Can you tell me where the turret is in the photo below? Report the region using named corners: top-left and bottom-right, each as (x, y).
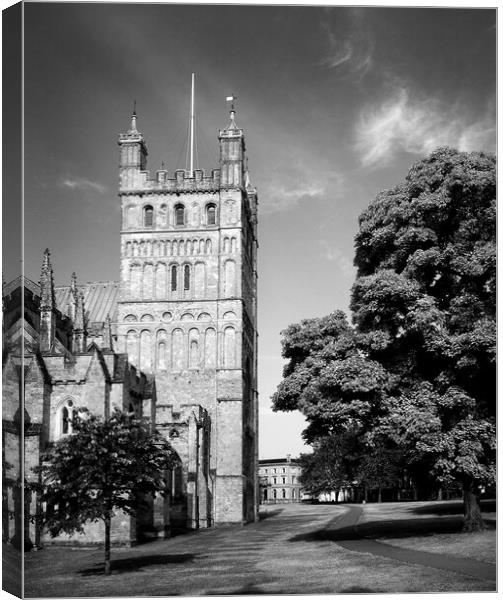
top-left (219, 105), bottom-right (245, 188)
top-left (118, 105), bottom-right (148, 189)
top-left (39, 249), bottom-right (55, 352)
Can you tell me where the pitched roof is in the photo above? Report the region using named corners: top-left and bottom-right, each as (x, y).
top-left (3, 277), bottom-right (120, 326)
top-left (55, 281), bottom-right (120, 324)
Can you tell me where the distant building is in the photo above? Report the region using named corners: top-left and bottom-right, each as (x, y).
top-left (258, 455), bottom-right (304, 503)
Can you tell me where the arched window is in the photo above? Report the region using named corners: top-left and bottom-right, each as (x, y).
top-left (171, 265), bottom-right (178, 291)
top-left (184, 265), bottom-right (190, 291)
top-left (206, 204), bottom-right (216, 226)
top-left (175, 204), bottom-right (185, 226)
top-left (61, 406), bottom-right (70, 435)
top-left (143, 205), bottom-right (154, 227)
top-left (58, 399), bottom-right (77, 438)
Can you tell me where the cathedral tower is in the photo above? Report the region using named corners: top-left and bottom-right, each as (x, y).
top-left (116, 104), bottom-right (258, 526)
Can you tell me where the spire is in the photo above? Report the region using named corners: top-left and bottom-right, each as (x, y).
top-left (225, 95), bottom-right (239, 131)
top-left (40, 248), bottom-right (55, 310)
top-left (73, 291), bottom-right (87, 353)
top-left (39, 249), bottom-right (56, 352)
top-left (105, 313), bottom-right (114, 351)
top-left (129, 100), bottom-right (138, 134)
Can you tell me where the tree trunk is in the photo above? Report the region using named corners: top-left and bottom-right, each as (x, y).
top-left (377, 487), bottom-right (382, 503)
top-left (462, 481), bottom-right (485, 532)
top-left (104, 515), bottom-right (111, 575)
top-left (364, 487), bottom-right (368, 503)
top-left (437, 488), bottom-right (443, 501)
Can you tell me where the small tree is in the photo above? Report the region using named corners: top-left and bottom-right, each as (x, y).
top-left (299, 432), bottom-right (362, 501)
top-left (37, 409), bottom-right (178, 575)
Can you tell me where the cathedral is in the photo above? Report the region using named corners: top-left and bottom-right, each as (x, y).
top-left (3, 103), bottom-right (259, 547)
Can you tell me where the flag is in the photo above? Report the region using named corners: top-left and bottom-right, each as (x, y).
top-left (226, 95), bottom-right (236, 102)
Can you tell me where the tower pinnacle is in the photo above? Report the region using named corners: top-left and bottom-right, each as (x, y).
top-left (129, 102), bottom-right (138, 134)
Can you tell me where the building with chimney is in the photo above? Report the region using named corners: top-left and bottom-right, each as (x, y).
top-left (2, 102), bottom-right (259, 547)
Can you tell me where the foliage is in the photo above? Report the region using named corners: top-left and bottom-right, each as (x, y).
top-left (273, 148), bottom-right (495, 530)
top-left (298, 431), bottom-right (362, 497)
top-left (37, 409), bottom-right (178, 573)
top-left (272, 311), bottom-right (390, 443)
top-left (353, 149), bottom-right (495, 529)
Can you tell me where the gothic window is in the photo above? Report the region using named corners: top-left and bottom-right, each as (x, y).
top-left (143, 205), bottom-right (154, 227)
top-left (184, 265), bottom-right (190, 291)
top-left (171, 265), bottom-right (178, 291)
top-left (126, 329), bottom-right (138, 366)
top-left (58, 399), bottom-right (77, 438)
top-left (206, 204), bottom-right (216, 226)
top-left (175, 204), bottom-right (185, 226)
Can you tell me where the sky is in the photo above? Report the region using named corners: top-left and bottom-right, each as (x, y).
top-left (5, 2), bottom-right (496, 459)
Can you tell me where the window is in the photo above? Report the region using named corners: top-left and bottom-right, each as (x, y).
top-left (282, 489), bottom-right (286, 499)
top-left (273, 489), bottom-right (277, 499)
top-left (143, 205), bottom-right (154, 227)
top-left (171, 266), bottom-right (178, 291)
top-left (273, 477), bottom-right (277, 484)
top-left (58, 399), bottom-right (77, 438)
top-left (184, 265), bottom-right (190, 290)
top-left (206, 204), bottom-right (216, 226)
top-left (282, 477), bottom-right (286, 484)
top-left (292, 489), bottom-right (296, 499)
top-left (175, 204), bottom-right (185, 226)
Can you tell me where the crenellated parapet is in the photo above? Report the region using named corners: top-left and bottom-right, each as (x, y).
top-left (120, 167), bottom-right (221, 194)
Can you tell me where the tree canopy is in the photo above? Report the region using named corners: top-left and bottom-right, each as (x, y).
top-left (273, 148), bottom-right (495, 530)
top-left (37, 409), bottom-right (178, 574)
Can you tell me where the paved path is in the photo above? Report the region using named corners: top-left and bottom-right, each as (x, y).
top-left (331, 505), bottom-right (496, 583)
top-left (22, 502), bottom-right (496, 597)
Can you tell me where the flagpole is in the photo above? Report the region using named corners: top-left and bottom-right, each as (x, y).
top-left (190, 73), bottom-right (195, 175)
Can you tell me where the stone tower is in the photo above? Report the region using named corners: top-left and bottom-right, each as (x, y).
top-left (116, 105), bottom-right (258, 526)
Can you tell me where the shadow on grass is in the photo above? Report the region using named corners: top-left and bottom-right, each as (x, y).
top-left (258, 509), bottom-right (283, 521)
top-left (289, 517), bottom-right (466, 543)
top-left (413, 499), bottom-right (496, 517)
top-left (339, 586), bottom-right (386, 593)
top-left (77, 553), bottom-right (195, 576)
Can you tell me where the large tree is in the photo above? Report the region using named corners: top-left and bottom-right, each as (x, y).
top-left (37, 409), bottom-right (178, 574)
top-left (273, 148), bottom-right (495, 531)
top-left (352, 148), bottom-right (495, 530)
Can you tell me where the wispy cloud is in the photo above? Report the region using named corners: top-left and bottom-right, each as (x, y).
top-left (355, 88), bottom-right (496, 168)
top-left (320, 10), bottom-right (374, 80)
top-left (319, 240), bottom-right (355, 278)
top-left (59, 177), bottom-right (107, 193)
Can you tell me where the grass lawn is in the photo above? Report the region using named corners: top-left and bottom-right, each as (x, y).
top-left (20, 502), bottom-right (496, 597)
top-left (379, 529), bottom-right (496, 564)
